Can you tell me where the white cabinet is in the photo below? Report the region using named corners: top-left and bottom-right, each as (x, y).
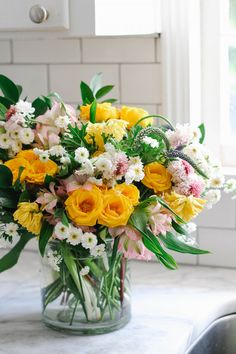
top-left (0, 0), bottom-right (161, 37)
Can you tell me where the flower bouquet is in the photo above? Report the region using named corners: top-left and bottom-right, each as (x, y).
top-left (0, 73), bottom-right (235, 334)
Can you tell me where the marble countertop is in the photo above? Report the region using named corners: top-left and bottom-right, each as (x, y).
top-left (1, 251), bottom-right (236, 354)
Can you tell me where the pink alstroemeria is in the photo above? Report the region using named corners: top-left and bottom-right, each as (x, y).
top-left (62, 175), bottom-right (93, 194)
top-left (148, 202), bottom-right (172, 236)
top-left (109, 226), bottom-right (153, 261)
top-left (36, 182), bottom-right (58, 214)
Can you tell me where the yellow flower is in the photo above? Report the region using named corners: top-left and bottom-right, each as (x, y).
top-left (65, 185), bottom-right (103, 226)
top-left (80, 102), bottom-right (119, 122)
top-left (13, 202), bottom-right (43, 235)
top-left (114, 183), bottom-right (140, 206)
top-left (103, 119), bottom-right (128, 141)
top-left (164, 192), bottom-right (206, 222)
top-left (5, 150), bottom-right (58, 185)
top-left (119, 106), bottom-right (153, 129)
top-left (142, 162), bottom-right (172, 193)
top-left (85, 122), bottom-right (106, 151)
top-left (98, 189), bottom-right (134, 227)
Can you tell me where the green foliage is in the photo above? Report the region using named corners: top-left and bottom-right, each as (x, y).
top-left (42, 277), bottom-right (64, 310)
top-left (0, 189), bottom-right (17, 209)
top-left (95, 85), bottom-right (114, 100)
top-left (198, 123), bottom-right (205, 144)
top-left (80, 81), bottom-right (94, 105)
top-left (16, 85), bottom-right (23, 97)
top-left (0, 165), bottom-right (13, 188)
top-left (90, 72), bottom-right (102, 94)
top-left (0, 96), bottom-right (13, 109)
top-left (0, 102), bottom-right (7, 119)
top-left (155, 196), bottom-right (186, 224)
top-left (0, 231), bottom-right (35, 272)
top-left (171, 220), bottom-right (188, 235)
top-left (0, 75), bottom-right (20, 103)
top-left (39, 220), bottom-right (54, 257)
top-left (32, 97), bottom-right (48, 117)
top-left (90, 99), bottom-right (97, 123)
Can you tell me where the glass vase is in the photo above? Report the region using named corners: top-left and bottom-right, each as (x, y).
top-left (40, 240), bottom-right (131, 335)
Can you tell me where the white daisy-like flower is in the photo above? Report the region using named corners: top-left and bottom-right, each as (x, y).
top-left (224, 178), bottom-right (236, 194)
top-left (74, 147), bottom-right (89, 163)
top-left (142, 136), bottom-right (159, 148)
top-left (60, 156), bottom-right (71, 165)
top-left (54, 115), bottom-right (71, 129)
top-left (80, 266), bottom-right (90, 276)
top-left (46, 250), bottom-right (62, 272)
top-left (10, 128), bottom-right (20, 140)
top-left (49, 145), bottom-right (66, 157)
top-left (210, 174), bottom-right (225, 188)
top-left (129, 156), bottom-right (143, 167)
top-left (0, 134), bottom-right (11, 149)
top-left (19, 128), bottom-right (34, 145)
top-left (125, 169), bottom-right (135, 185)
top-left (75, 159), bottom-right (94, 176)
top-left (3, 223), bottom-right (19, 237)
top-left (90, 244), bottom-right (106, 257)
top-left (95, 157), bottom-right (113, 172)
top-left (81, 232), bottom-right (97, 250)
top-left (104, 142), bottom-right (116, 154)
top-left (67, 226), bottom-right (83, 246)
top-left (11, 140), bottom-right (22, 154)
top-left (15, 100), bottom-right (35, 117)
top-left (204, 189), bottom-right (221, 209)
top-left (39, 151), bottom-right (50, 162)
top-left (127, 164), bottom-right (144, 183)
top-left (54, 222), bottom-right (70, 240)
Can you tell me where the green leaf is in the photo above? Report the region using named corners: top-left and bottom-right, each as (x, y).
top-left (62, 211), bottom-right (69, 227)
top-left (32, 97), bottom-right (48, 117)
top-left (90, 72), bottom-right (102, 94)
top-left (80, 81), bottom-right (94, 105)
top-left (90, 99), bottom-right (97, 123)
top-left (171, 220), bottom-right (188, 236)
top-left (0, 96), bottom-right (13, 109)
top-left (16, 85), bottom-right (23, 97)
top-left (159, 232), bottom-right (210, 255)
top-left (129, 206), bottom-right (149, 232)
top-left (101, 98), bottom-right (117, 104)
top-left (39, 220), bottom-right (54, 257)
top-left (198, 123), bottom-right (205, 144)
top-left (156, 196), bottom-right (186, 224)
top-left (0, 231), bottom-right (35, 272)
top-left (42, 277), bottom-right (63, 310)
top-left (0, 189), bottom-right (17, 208)
top-left (0, 165), bottom-right (13, 188)
top-left (0, 102), bottom-right (7, 118)
top-left (0, 75), bottom-right (19, 103)
top-left (95, 85), bottom-right (114, 100)
top-left (18, 190), bottom-right (31, 203)
top-left (42, 95), bottom-right (52, 109)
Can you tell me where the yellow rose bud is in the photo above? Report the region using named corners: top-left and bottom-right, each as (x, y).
top-left (164, 192), bottom-right (206, 222)
top-left (114, 183), bottom-right (140, 206)
top-left (65, 185), bottom-right (103, 226)
top-left (13, 202), bottom-right (43, 235)
top-left (142, 162), bottom-right (172, 193)
top-left (98, 190), bottom-right (134, 228)
top-left (80, 102), bottom-right (119, 123)
top-left (119, 106), bottom-right (152, 129)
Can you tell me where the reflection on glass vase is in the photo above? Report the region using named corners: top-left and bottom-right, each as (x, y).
top-left (40, 240), bottom-right (131, 335)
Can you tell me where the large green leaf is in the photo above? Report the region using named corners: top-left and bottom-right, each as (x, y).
top-left (0, 231), bottom-right (35, 272)
top-left (129, 206), bottom-right (149, 232)
top-left (32, 97), bottom-right (48, 117)
top-left (0, 75), bottom-right (19, 103)
top-left (95, 85), bottom-right (114, 100)
top-left (0, 165), bottom-right (13, 188)
top-left (159, 232), bottom-right (209, 255)
top-left (198, 123), bottom-right (205, 144)
top-left (0, 96), bottom-right (13, 109)
top-left (0, 189), bottom-right (17, 208)
top-left (90, 72), bottom-right (102, 95)
top-left (171, 220), bottom-right (188, 236)
top-left (0, 102), bottom-right (7, 119)
top-left (80, 81), bottom-right (94, 105)
top-left (39, 220), bottom-right (54, 257)
top-left (16, 85), bottom-right (22, 97)
top-left (90, 99), bottom-right (97, 123)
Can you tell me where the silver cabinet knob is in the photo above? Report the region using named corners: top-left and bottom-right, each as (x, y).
top-left (29, 5), bottom-right (49, 24)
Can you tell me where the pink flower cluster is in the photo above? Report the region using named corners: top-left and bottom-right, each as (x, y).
top-left (148, 202), bottom-right (172, 236)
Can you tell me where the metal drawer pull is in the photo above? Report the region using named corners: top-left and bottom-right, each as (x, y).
top-left (29, 5), bottom-right (49, 24)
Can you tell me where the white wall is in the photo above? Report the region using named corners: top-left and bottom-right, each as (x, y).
top-left (0, 36), bottom-right (235, 267)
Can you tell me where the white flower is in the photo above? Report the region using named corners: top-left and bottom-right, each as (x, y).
top-left (10, 128), bottom-right (20, 140)
top-left (129, 156), bottom-right (143, 167)
top-left (183, 222), bottom-right (197, 234)
top-left (0, 134), bottom-right (11, 149)
top-left (0, 237), bottom-right (13, 249)
top-left (3, 223), bottom-right (19, 238)
top-left (90, 244), bottom-right (105, 257)
top-left (210, 173), bottom-right (225, 188)
top-left (204, 189), bottom-right (221, 209)
top-left (95, 157), bottom-right (113, 172)
top-left (224, 178), bottom-right (236, 194)
top-left (142, 136), bottom-right (159, 148)
top-left (81, 232), bottom-right (97, 250)
top-left (126, 165), bottom-right (144, 183)
top-left (39, 151), bottom-right (50, 162)
top-left (54, 115), bottom-right (71, 129)
top-left (60, 156), bottom-right (71, 165)
top-left (67, 226), bottom-right (83, 246)
top-left (80, 266), bottom-right (90, 276)
top-left (15, 100), bottom-right (35, 117)
top-left (125, 169), bottom-right (135, 185)
top-left (46, 251), bottom-right (62, 272)
top-left (104, 143), bottom-right (116, 154)
top-left (11, 140), bottom-right (22, 154)
top-left (49, 145), bottom-right (66, 157)
top-left (74, 147), bottom-right (89, 163)
top-left (54, 222), bottom-right (70, 240)
top-left (19, 128), bottom-right (34, 145)
top-left (75, 159), bottom-right (94, 176)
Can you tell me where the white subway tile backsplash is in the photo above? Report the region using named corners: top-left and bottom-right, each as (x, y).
top-left (49, 64), bottom-right (119, 102)
top-left (198, 228), bottom-right (236, 267)
top-left (121, 64), bottom-right (161, 104)
top-left (12, 39), bottom-right (81, 64)
top-left (196, 194), bottom-right (236, 229)
top-left (0, 65), bottom-right (47, 99)
top-left (82, 37), bottom-right (155, 63)
top-left (0, 41), bottom-right (11, 63)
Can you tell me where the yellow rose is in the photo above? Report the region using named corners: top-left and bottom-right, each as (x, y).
top-left (142, 162), bottom-right (172, 193)
top-left (103, 119), bottom-right (128, 141)
top-left (164, 192), bottom-right (206, 222)
top-left (85, 122), bottom-right (106, 151)
top-left (65, 185), bottom-right (103, 226)
top-left (5, 150), bottom-right (58, 185)
top-left (119, 106), bottom-right (153, 129)
top-left (80, 102), bottom-right (119, 123)
top-left (13, 202), bottom-right (43, 235)
top-left (114, 183), bottom-right (140, 206)
top-left (5, 158), bottom-right (30, 183)
top-left (98, 190), bottom-right (134, 227)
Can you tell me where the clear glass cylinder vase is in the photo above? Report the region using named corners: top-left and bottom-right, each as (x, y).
top-left (40, 240), bottom-right (131, 335)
